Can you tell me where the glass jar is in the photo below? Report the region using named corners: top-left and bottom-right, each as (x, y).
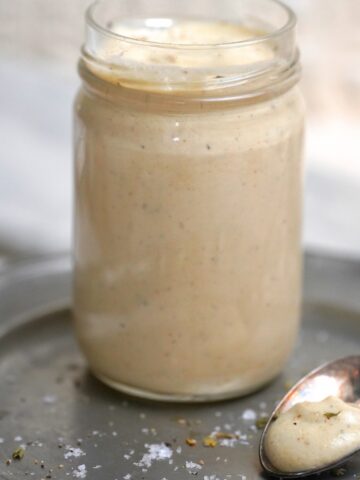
top-left (73, 0), bottom-right (305, 402)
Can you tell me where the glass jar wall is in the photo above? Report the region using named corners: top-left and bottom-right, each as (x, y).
top-left (73, 0), bottom-right (305, 401)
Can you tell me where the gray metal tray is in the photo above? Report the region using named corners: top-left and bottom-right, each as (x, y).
top-left (0, 253), bottom-right (360, 480)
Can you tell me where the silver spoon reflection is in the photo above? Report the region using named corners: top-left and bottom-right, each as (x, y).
top-left (259, 355), bottom-right (360, 478)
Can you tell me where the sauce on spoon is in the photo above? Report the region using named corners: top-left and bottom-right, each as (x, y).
top-left (264, 396), bottom-right (360, 473)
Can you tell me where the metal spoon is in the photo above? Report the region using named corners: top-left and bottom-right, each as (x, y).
top-left (259, 355), bottom-right (360, 478)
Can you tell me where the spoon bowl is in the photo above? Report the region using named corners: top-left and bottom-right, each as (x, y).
top-left (259, 355), bottom-right (360, 478)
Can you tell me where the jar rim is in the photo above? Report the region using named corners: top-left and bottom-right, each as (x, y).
top-left (86, 0), bottom-right (296, 50)
top-left (82, 0), bottom-right (299, 95)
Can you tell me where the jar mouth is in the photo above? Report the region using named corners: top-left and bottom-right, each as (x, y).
top-left (86, 0), bottom-right (296, 50)
top-left (82, 0), bottom-right (299, 95)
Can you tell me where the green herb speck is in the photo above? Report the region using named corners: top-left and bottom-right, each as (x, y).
top-left (324, 411), bottom-right (340, 419)
top-left (331, 467), bottom-right (347, 477)
top-left (256, 416), bottom-right (269, 429)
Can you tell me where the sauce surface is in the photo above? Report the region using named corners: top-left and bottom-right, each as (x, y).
top-left (87, 20), bottom-right (274, 90)
top-left (265, 396), bottom-right (360, 472)
top-left (113, 19), bottom-right (257, 45)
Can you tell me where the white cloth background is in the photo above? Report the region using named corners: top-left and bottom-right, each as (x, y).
top-left (0, 0), bottom-right (359, 258)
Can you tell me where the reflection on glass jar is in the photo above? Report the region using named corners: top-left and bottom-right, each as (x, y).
top-left (73, 0), bottom-right (305, 401)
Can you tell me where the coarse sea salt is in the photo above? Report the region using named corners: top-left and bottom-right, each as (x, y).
top-left (219, 438), bottom-right (238, 447)
top-left (32, 440), bottom-right (43, 447)
top-left (73, 464), bottom-right (87, 478)
top-left (43, 394), bottom-right (57, 404)
top-left (64, 445), bottom-right (86, 459)
top-left (185, 461), bottom-right (202, 471)
top-left (242, 409), bottom-right (257, 421)
top-left (134, 443), bottom-right (173, 468)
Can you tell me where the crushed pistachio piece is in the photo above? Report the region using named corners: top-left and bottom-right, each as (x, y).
top-left (12, 447), bottom-right (25, 460)
top-left (203, 436), bottom-right (217, 447)
top-left (215, 432), bottom-right (237, 439)
top-left (186, 438), bottom-right (197, 447)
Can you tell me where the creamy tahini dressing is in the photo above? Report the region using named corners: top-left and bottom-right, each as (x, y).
top-left (74, 18), bottom-right (304, 398)
top-left (265, 396), bottom-right (360, 473)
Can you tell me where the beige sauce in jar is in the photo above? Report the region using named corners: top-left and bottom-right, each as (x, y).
top-left (73, 9), bottom-right (304, 400)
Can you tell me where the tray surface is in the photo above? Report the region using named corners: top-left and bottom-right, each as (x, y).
top-left (0, 254), bottom-right (359, 480)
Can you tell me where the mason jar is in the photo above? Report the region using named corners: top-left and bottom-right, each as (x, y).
top-left (73, 0), bottom-right (305, 402)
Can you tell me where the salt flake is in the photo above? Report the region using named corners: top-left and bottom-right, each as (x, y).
top-left (43, 394), bottom-right (57, 404)
top-left (135, 443), bottom-right (173, 468)
top-left (73, 464), bottom-right (87, 478)
top-left (64, 445), bottom-right (86, 459)
top-left (242, 409), bottom-right (257, 421)
top-left (185, 460), bottom-right (202, 471)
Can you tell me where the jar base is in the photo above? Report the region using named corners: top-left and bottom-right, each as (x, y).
top-left (93, 370), bottom-right (275, 403)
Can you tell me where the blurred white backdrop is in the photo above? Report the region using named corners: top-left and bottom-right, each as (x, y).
top-left (0, 0), bottom-right (359, 258)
